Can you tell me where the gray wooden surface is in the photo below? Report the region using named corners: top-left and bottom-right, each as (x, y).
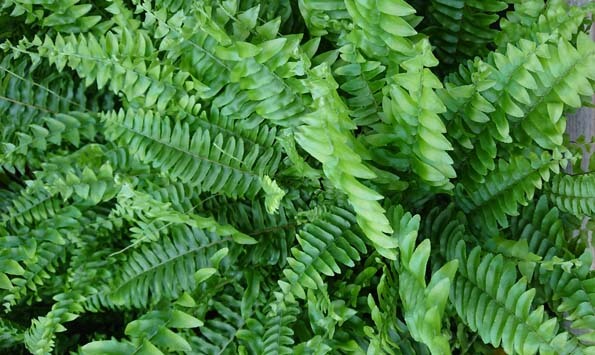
top-left (567, 0), bottom-right (594, 144)
top-left (566, 0), bottom-right (594, 270)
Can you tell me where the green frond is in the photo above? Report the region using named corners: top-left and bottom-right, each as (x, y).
top-left (366, 260), bottom-right (429, 355)
top-left (536, 250), bottom-right (595, 345)
top-left (497, 0), bottom-right (591, 48)
top-left (28, 29), bottom-right (205, 115)
top-left (509, 196), bottom-right (566, 260)
top-left (0, 237), bottom-right (66, 310)
top-left (456, 149), bottom-right (568, 235)
top-left (1, 0), bottom-right (102, 33)
top-left (424, 0), bottom-right (510, 68)
top-left (281, 205), bottom-right (366, 299)
top-left (112, 183), bottom-right (253, 246)
top-left (24, 290), bottom-right (86, 355)
top-left (0, 55), bottom-right (94, 173)
top-left (1, 183), bottom-right (62, 230)
top-left (372, 67), bottom-right (456, 189)
top-left (518, 33), bottom-right (595, 150)
top-left (345, 0), bottom-right (418, 65)
top-left (442, 231), bottom-right (582, 355)
top-left (261, 292), bottom-right (299, 355)
top-left (103, 108), bottom-right (281, 198)
top-left (546, 173), bottom-right (595, 218)
top-left (188, 292), bottom-right (245, 354)
top-left (203, 195), bottom-right (301, 266)
top-left (392, 206), bottom-right (457, 354)
top-left (110, 224), bottom-right (234, 308)
top-left (81, 307), bottom-right (202, 355)
top-left (295, 64), bottom-right (396, 259)
top-left (333, 44), bottom-right (386, 126)
top-left (1, 111), bottom-right (98, 173)
top-left (213, 34), bottom-right (308, 126)
top-left (298, 0), bottom-right (351, 37)
top-left (443, 34), bottom-right (594, 184)
top-left (39, 157), bottom-right (119, 206)
top-left (0, 317), bottom-right (23, 349)
top-left (131, 0), bottom-right (230, 98)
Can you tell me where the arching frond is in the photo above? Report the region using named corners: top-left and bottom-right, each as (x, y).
top-left (110, 224), bottom-right (234, 308)
top-left (546, 173), bottom-right (595, 218)
top-left (103, 108), bottom-right (281, 198)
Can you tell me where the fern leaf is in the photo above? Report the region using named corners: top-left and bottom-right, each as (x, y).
top-left (281, 205), bottom-right (365, 299)
top-left (1, 0), bottom-right (102, 33)
top-left (298, 0), bottom-right (351, 37)
top-left (29, 30), bottom-right (204, 115)
top-left (103, 108), bottom-right (281, 198)
top-left (456, 149), bottom-right (568, 235)
top-left (81, 307), bottom-right (202, 354)
top-left (424, 0), bottom-right (510, 68)
top-left (441, 226), bottom-right (582, 355)
top-left (0, 317), bottom-right (23, 349)
top-left (392, 206), bottom-right (457, 354)
top-left (261, 292), bottom-right (299, 355)
top-left (333, 44), bottom-right (386, 126)
top-left (111, 224), bottom-right (233, 308)
top-left (546, 173), bottom-right (595, 218)
top-left (24, 290), bottom-right (86, 355)
top-left (497, 0), bottom-right (591, 48)
top-left (296, 64), bottom-right (396, 258)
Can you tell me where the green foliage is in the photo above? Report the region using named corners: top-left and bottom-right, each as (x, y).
top-left (0, 0), bottom-right (594, 354)
top-left (423, 0), bottom-right (511, 70)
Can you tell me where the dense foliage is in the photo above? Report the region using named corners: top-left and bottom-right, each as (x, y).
top-left (0, 0), bottom-right (594, 354)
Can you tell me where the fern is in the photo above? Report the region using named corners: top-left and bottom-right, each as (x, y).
top-left (1, 0), bottom-right (594, 353)
top-left (424, 0), bottom-right (510, 69)
top-left (102, 108), bottom-right (281, 198)
top-left (546, 173), bottom-right (595, 217)
top-left (392, 206), bottom-right (457, 354)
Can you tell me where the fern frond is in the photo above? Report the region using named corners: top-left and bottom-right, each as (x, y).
top-left (0, 55), bottom-right (93, 173)
top-left (333, 44), bottom-right (386, 126)
top-left (27, 29), bottom-right (204, 115)
top-left (0, 317), bottom-right (23, 349)
top-left (1, 0), bottom-right (102, 33)
top-left (546, 173), bottom-right (595, 218)
top-left (24, 290), bottom-right (86, 355)
top-left (518, 33), bottom-right (595, 150)
top-left (112, 183), bottom-right (253, 246)
top-left (110, 224), bottom-right (233, 308)
top-left (497, 0), bottom-right (591, 48)
top-left (213, 34), bottom-right (308, 126)
top-left (281, 205), bottom-right (366, 299)
top-left (261, 292), bottom-right (299, 355)
top-left (443, 34), bottom-right (594, 184)
top-left (345, 0), bottom-right (418, 65)
top-left (509, 196), bottom-right (566, 260)
top-left (424, 0), bottom-right (509, 68)
top-left (1, 181), bottom-right (68, 231)
top-left (441, 227), bottom-right (583, 355)
top-left (1, 111), bottom-right (98, 173)
top-left (0, 236), bottom-right (67, 310)
top-left (373, 67), bottom-right (456, 189)
top-left (296, 64), bottom-right (396, 258)
top-left (392, 206), bottom-right (457, 354)
top-left (103, 108), bottom-right (281, 198)
top-left (456, 149), bottom-right (568, 235)
top-left (188, 292), bottom-right (246, 354)
top-left (132, 0), bottom-right (230, 98)
top-left (81, 307), bottom-right (202, 354)
top-left (298, 0), bottom-right (351, 37)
